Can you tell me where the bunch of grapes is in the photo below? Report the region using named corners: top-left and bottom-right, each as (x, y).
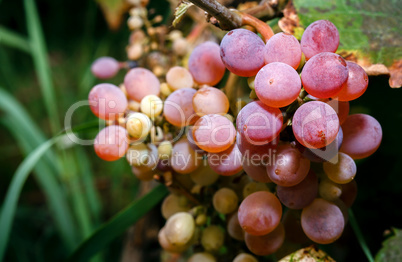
top-left (87, 4), bottom-right (382, 260)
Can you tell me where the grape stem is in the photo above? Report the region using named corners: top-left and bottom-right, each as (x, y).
top-left (186, 0), bottom-right (276, 40)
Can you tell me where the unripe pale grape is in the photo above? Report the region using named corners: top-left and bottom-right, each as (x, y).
top-left (201, 225), bottom-right (225, 252)
top-left (192, 86), bottom-right (229, 116)
top-left (161, 194), bottom-right (190, 219)
top-left (158, 140), bottom-right (172, 160)
top-left (158, 226), bottom-right (189, 253)
top-left (94, 125), bottom-right (129, 161)
top-left (140, 95), bottom-right (163, 118)
top-left (171, 138), bottom-right (201, 174)
top-left (323, 152), bottom-right (356, 184)
top-left (126, 112), bottom-right (152, 140)
top-left (242, 182), bottom-right (270, 199)
top-left (233, 253), bottom-right (258, 262)
top-left (190, 163), bottom-right (219, 186)
top-left (213, 188), bottom-right (239, 214)
top-left (88, 83), bottom-right (128, 120)
top-left (188, 253), bottom-right (216, 262)
top-left (164, 212), bottom-right (195, 247)
top-left (166, 66), bottom-right (194, 90)
top-left (319, 178), bottom-right (342, 201)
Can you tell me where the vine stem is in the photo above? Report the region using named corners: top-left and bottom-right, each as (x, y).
top-left (186, 0), bottom-right (274, 41)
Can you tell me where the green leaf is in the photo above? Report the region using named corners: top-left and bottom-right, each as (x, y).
top-left (173, 1), bottom-right (194, 27)
top-left (294, 0), bottom-right (402, 87)
top-left (68, 184), bottom-right (169, 262)
top-left (375, 228), bottom-right (402, 262)
top-left (0, 26), bottom-right (31, 53)
top-left (0, 137), bottom-right (59, 261)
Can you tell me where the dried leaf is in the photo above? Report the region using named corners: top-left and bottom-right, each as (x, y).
top-left (279, 1), bottom-right (304, 39)
top-left (279, 245), bottom-right (335, 262)
top-left (96, 0), bottom-right (130, 30)
top-left (389, 60), bottom-right (402, 88)
top-left (173, 1), bottom-right (194, 27)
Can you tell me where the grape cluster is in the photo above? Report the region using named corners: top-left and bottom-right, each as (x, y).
top-left (88, 16), bottom-right (382, 260)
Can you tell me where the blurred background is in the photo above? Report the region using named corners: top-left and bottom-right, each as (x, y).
top-left (0, 0), bottom-right (401, 261)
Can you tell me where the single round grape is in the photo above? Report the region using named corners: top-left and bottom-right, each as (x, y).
top-left (245, 223), bottom-right (285, 256)
top-left (193, 114), bottom-right (236, 153)
top-left (238, 191), bottom-right (282, 236)
top-left (255, 62), bottom-right (302, 108)
top-left (161, 194), bottom-right (191, 219)
top-left (292, 101), bottom-right (339, 149)
top-left (190, 163), bottom-right (219, 186)
top-left (126, 112), bottom-right (152, 140)
top-left (297, 127), bottom-right (343, 163)
top-left (233, 253), bottom-right (258, 262)
top-left (340, 114), bottom-right (382, 159)
top-left (318, 178), bottom-right (342, 201)
top-left (301, 52), bottom-right (348, 98)
top-left (276, 170), bottom-right (318, 209)
top-left (91, 56), bottom-right (120, 79)
top-left (163, 88), bottom-right (198, 127)
top-left (301, 198), bottom-right (345, 244)
top-left (242, 182), bottom-right (270, 199)
top-left (126, 143), bottom-right (158, 169)
top-left (267, 144), bottom-right (310, 187)
top-left (333, 61), bottom-right (368, 101)
top-left (171, 138), bottom-right (201, 174)
top-left (131, 165), bottom-right (154, 181)
top-left (323, 152), bottom-right (356, 184)
top-left (164, 212), bottom-right (195, 247)
top-left (188, 253), bottom-right (216, 262)
top-left (140, 94), bottom-right (163, 118)
top-left (227, 211), bottom-right (245, 241)
top-left (201, 225), bottom-right (225, 252)
top-left (264, 32), bottom-right (302, 69)
top-left (88, 83), bottom-right (128, 120)
top-left (158, 226), bottom-right (188, 253)
top-left (340, 180), bottom-right (357, 207)
top-left (158, 140), bottom-right (173, 159)
top-left (173, 38), bottom-right (190, 57)
top-left (300, 20), bottom-right (340, 60)
top-left (166, 66), bottom-right (194, 90)
top-left (220, 29), bottom-right (265, 77)
top-left (188, 41), bottom-right (226, 86)
top-left (208, 144), bottom-right (243, 176)
top-left (213, 188), bottom-right (239, 214)
top-left (94, 125), bottom-right (129, 161)
top-left (192, 86), bottom-right (229, 116)
top-left (124, 68), bottom-right (160, 102)
top-left (236, 101), bottom-right (283, 145)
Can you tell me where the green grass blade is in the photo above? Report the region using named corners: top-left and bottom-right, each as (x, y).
top-left (67, 184), bottom-right (169, 262)
top-left (0, 137), bottom-right (59, 261)
top-left (0, 26), bottom-right (31, 53)
top-left (24, 0), bottom-right (60, 134)
top-left (349, 209), bottom-right (375, 262)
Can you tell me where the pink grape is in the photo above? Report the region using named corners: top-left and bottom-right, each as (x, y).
top-left (300, 20), bottom-right (339, 60)
top-left (276, 170), bottom-right (318, 209)
top-left (227, 211), bottom-right (245, 241)
top-left (264, 32), bottom-right (302, 69)
top-left (301, 198), bottom-right (345, 244)
top-left (171, 138), bottom-right (201, 174)
top-left (236, 101), bottom-right (283, 145)
top-left (163, 88), bottom-right (198, 127)
top-left (245, 223), bottom-right (285, 256)
top-left (255, 62), bottom-right (301, 108)
top-left (243, 161), bottom-right (271, 183)
top-left (94, 125), bottom-right (129, 161)
top-left (193, 114), bottom-right (236, 153)
top-left (188, 41), bottom-right (226, 86)
top-left (266, 144), bottom-right (310, 187)
top-left (238, 191), bottom-right (282, 236)
top-left (220, 29), bottom-right (265, 77)
top-left (88, 83), bottom-right (128, 120)
top-left (292, 101), bottom-right (339, 149)
top-left (333, 61), bottom-right (369, 101)
top-left (124, 68), bottom-right (160, 102)
top-left (301, 52), bottom-right (348, 99)
top-left (91, 56), bottom-right (120, 79)
top-left (340, 114), bottom-right (382, 159)
top-left (208, 143), bottom-right (243, 176)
